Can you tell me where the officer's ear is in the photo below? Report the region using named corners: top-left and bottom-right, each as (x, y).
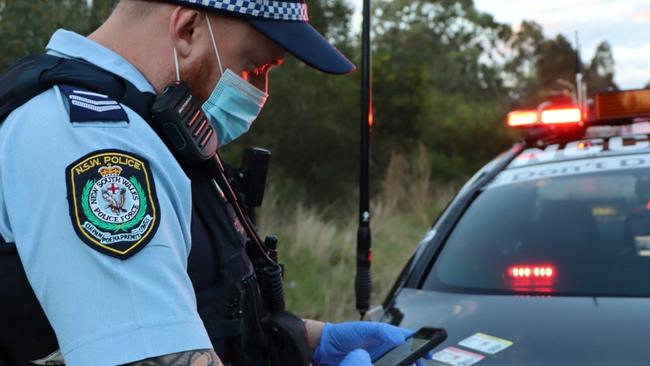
top-left (169, 7), bottom-right (201, 58)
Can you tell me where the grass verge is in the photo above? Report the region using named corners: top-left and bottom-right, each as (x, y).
top-left (257, 147), bottom-right (458, 321)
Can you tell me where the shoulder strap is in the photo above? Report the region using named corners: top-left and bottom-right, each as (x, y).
top-left (0, 54), bottom-right (155, 123)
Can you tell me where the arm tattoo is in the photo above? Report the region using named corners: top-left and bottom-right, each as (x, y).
top-left (124, 349), bottom-right (223, 366)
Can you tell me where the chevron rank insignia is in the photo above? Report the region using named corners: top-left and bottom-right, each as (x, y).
top-left (66, 150), bottom-right (160, 259)
top-left (59, 85), bottom-right (129, 123)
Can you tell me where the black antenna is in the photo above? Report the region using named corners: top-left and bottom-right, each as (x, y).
top-left (575, 31), bottom-right (582, 75)
top-left (574, 31), bottom-right (586, 109)
top-left (355, 0), bottom-right (372, 319)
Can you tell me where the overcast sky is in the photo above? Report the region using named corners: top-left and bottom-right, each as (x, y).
top-left (351, 0), bottom-right (650, 89)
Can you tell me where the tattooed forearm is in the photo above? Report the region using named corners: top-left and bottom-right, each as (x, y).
top-left (123, 349), bottom-right (224, 366)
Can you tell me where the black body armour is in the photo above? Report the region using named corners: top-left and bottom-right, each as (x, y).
top-left (0, 55), bottom-right (308, 366)
top-left (188, 172), bottom-right (268, 366)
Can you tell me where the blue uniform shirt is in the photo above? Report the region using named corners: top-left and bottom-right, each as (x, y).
top-left (0, 30), bottom-right (212, 365)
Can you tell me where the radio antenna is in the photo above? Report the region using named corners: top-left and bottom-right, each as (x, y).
top-left (575, 31), bottom-right (587, 109)
top-left (356, 0), bottom-right (373, 319)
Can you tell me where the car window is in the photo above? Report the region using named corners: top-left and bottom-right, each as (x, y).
top-left (423, 160), bottom-right (650, 296)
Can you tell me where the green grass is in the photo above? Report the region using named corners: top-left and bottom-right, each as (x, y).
top-left (256, 148), bottom-right (458, 321)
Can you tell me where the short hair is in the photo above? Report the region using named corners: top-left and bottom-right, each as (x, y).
top-left (115, 0), bottom-right (158, 20)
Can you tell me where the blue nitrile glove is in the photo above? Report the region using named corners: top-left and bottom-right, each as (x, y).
top-left (339, 349), bottom-right (372, 366)
top-left (312, 322), bottom-right (425, 366)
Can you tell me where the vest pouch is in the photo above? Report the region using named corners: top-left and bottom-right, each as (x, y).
top-left (236, 274), bottom-right (270, 366)
top-left (190, 173), bottom-right (273, 366)
top-left (0, 242), bottom-right (58, 366)
top-left (262, 311), bottom-right (311, 366)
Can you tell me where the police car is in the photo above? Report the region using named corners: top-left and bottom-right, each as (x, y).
top-left (369, 89), bottom-right (650, 365)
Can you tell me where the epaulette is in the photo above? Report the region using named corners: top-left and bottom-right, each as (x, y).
top-left (59, 85), bottom-right (129, 123)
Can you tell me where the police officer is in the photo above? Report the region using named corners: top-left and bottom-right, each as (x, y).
top-left (0, 1), bottom-right (421, 365)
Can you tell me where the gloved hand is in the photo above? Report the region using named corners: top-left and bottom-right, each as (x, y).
top-left (339, 349), bottom-right (372, 366)
top-left (311, 321), bottom-right (427, 366)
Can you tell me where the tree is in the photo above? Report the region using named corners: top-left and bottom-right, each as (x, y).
top-left (586, 41), bottom-right (617, 93)
top-left (505, 23), bottom-right (618, 106)
top-left (535, 35), bottom-right (578, 96)
top-left (504, 21), bottom-right (544, 107)
top-left (0, 0), bottom-right (116, 72)
top-left (368, 0), bottom-right (514, 179)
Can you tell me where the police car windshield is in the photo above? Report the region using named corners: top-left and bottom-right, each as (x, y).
top-left (424, 153), bottom-right (650, 296)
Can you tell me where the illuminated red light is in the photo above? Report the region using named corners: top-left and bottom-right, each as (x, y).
top-left (507, 110), bottom-right (538, 127)
top-left (507, 106), bottom-right (583, 127)
top-left (540, 108), bottom-right (583, 125)
top-left (509, 265), bottom-right (555, 278)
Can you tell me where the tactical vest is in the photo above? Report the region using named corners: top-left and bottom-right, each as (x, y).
top-left (0, 55), bottom-right (309, 366)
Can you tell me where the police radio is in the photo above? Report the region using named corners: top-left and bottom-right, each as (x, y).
top-left (151, 81), bottom-right (219, 166)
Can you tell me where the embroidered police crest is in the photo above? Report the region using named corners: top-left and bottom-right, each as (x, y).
top-left (66, 150), bottom-right (159, 259)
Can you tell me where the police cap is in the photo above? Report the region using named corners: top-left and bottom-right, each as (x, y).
top-left (157, 0), bottom-right (355, 74)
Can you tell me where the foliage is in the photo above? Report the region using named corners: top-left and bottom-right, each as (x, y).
top-left (369, 0), bottom-right (515, 181)
top-left (504, 20), bottom-right (545, 104)
top-left (504, 21), bottom-right (617, 107)
top-left (0, 0), bottom-right (116, 72)
top-left (586, 41), bottom-right (617, 93)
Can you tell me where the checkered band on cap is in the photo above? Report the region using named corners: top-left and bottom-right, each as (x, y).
top-left (180, 0), bottom-right (309, 21)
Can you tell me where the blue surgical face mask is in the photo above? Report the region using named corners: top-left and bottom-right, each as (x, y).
top-left (202, 69), bottom-right (268, 146)
top-left (201, 13), bottom-right (268, 146)
top-left (173, 14), bottom-right (269, 147)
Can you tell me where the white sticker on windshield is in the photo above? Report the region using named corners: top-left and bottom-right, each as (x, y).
top-left (490, 153), bottom-right (650, 188)
top-left (432, 346), bottom-right (485, 366)
top-left (459, 332), bottom-right (513, 355)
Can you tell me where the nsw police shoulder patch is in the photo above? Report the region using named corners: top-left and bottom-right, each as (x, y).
top-left (66, 150), bottom-right (160, 259)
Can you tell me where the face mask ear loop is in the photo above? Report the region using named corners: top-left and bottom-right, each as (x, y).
top-left (205, 13), bottom-right (224, 76)
top-left (173, 48), bottom-right (181, 82)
